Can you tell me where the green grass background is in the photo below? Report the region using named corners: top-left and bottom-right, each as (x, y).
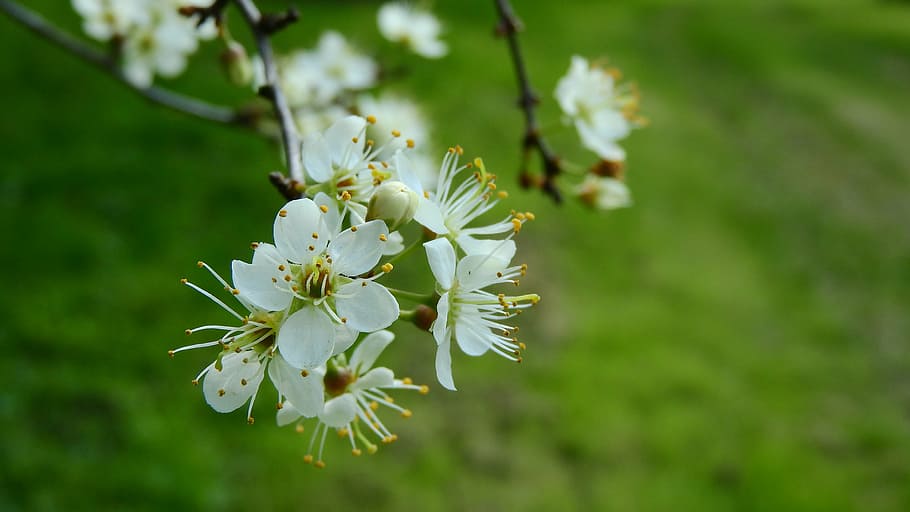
top-left (2, 0), bottom-right (910, 510)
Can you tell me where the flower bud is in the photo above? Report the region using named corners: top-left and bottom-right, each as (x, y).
top-left (220, 41), bottom-right (253, 87)
top-left (366, 181), bottom-right (419, 231)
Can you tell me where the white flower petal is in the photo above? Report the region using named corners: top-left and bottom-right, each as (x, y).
top-left (268, 354), bottom-right (325, 418)
top-left (455, 253), bottom-right (510, 291)
top-left (335, 280), bottom-right (399, 332)
top-left (456, 236), bottom-right (516, 264)
top-left (274, 198), bottom-right (331, 261)
top-left (331, 324), bottom-right (358, 355)
top-left (435, 336), bottom-right (456, 391)
top-left (414, 199), bottom-right (449, 235)
top-left (328, 220), bottom-right (388, 276)
top-left (277, 402), bottom-right (303, 426)
top-left (349, 330), bottom-right (394, 373)
top-left (276, 307), bottom-right (335, 369)
top-left (313, 192), bottom-right (341, 234)
top-left (319, 394), bottom-right (358, 428)
top-left (432, 293), bottom-right (450, 346)
top-left (325, 116), bottom-right (366, 168)
top-left (302, 132), bottom-right (334, 183)
top-left (454, 309), bottom-right (492, 356)
top-left (202, 352), bottom-right (264, 413)
top-left (351, 367), bottom-right (395, 390)
top-left (231, 259), bottom-right (292, 312)
top-left (424, 237), bottom-right (456, 290)
top-left (381, 231), bottom-right (405, 256)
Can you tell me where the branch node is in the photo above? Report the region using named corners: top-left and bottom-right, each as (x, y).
top-left (269, 172), bottom-right (303, 201)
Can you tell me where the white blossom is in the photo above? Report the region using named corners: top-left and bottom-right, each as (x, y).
top-left (555, 55), bottom-right (641, 162)
top-left (231, 197), bottom-right (399, 370)
top-left (277, 331), bottom-right (428, 467)
top-left (423, 238), bottom-right (539, 390)
top-left (170, 262), bottom-right (345, 423)
top-left (398, 147), bottom-right (532, 263)
top-left (280, 31), bottom-right (377, 108)
top-left (377, 2), bottom-right (447, 59)
top-left (576, 175), bottom-right (632, 210)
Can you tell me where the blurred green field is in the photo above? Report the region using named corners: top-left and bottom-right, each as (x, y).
top-left (2, 0), bottom-right (910, 510)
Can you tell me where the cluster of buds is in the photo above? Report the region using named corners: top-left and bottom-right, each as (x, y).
top-left (172, 115), bottom-right (540, 466)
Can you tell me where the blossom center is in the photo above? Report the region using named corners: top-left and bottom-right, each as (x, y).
top-left (323, 367), bottom-right (354, 396)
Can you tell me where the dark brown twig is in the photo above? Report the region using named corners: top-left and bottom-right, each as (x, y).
top-left (0, 0), bottom-right (246, 127)
top-left (493, 0), bottom-right (562, 203)
top-left (232, 0), bottom-right (303, 184)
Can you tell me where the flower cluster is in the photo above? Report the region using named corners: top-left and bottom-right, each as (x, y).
top-left (173, 115), bottom-right (539, 465)
top-left (71, 0), bottom-right (216, 87)
top-left (555, 55), bottom-right (646, 210)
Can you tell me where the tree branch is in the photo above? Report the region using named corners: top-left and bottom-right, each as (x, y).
top-left (0, 0), bottom-right (248, 127)
top-left (232, 0), bottom-right (303, 183)
top-left (493, 0), bottom-right (563, 203)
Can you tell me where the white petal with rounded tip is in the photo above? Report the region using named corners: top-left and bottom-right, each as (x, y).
top-left (325, 116), bottom-right (366, 169)
top-left (414, 199), bottom-right (448, 234)
top-left (335, 280), bottom-right (399, 332)
top-left (203, 352), bottom-right (265, 413)
top-left (350, 330), bottom-right (394, 373)
top-left (424, 237), bottom-right (456, 290)
top-left (331, 324), bottom-right (358, 355)
top-left (319, 394), bottom-right (358, 428)
top-left (351, 367), bottom-right (395, 390)
top-left (435, 337), bottom-right (456, 391)
top-left (274, 199), bottom-right (331, 262)
top-left (432, 293), bottom-right (450, 346)
top-left (268, 354), bottom-right (325, 417)
top-left (231, 260), bottom-right (292, 312)
top-left (393, 152), bottom-right (425, 195)
top-left (457, 236), bottom-right (516, 265)
top-left (302, 132), bottom-right (334, 183)
top-left (455, 253), bottom-right (510, 291)
top-left (276, 402), bottom-right (303, 426)
top-left (251, 242), bottom-right (284, 266)
top-left (277, 307), bottom-right (335, 370)
top-left (328, 220), bottom-right (388, 276)
top-left (454, 309), bottom-right (492, 356)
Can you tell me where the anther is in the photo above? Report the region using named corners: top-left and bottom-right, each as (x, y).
top-left (370, 401), bottom-right (379, 411)
top-left (308, 245), bottom-right (315, 251)
top-left (184, 329), bottom-right (192, 336)
top-left (167, 350), bottom-right (175, 358)
top-left (419, 385), bottom-right (429, 395)
top-left (314, 461), bottom-right (326, 469)
top-left (180, 278), bottom-right (188, 284)
top-left (319, 205), bottom-right (329, 213)
top-left (519, 342), bottom-right (527, 350)
top-left (303, 454), bottom-right (313, 464)
top-left (196, 261), bottom-right (204, 268)
top-left (276, 402), bottom-right (283, 410)
top-left (340, 191), bottom-right (352, 201)
top-left (350, 226), bottom-right (358, 232)
top-left (381, 263), bottom-right (393, 273)
top-left (366, 115), bottom-right (377, 124)
top-left (341, 317), bottom-right (348, 323)
top-left (247, 416), bottom-right (255, 425)
top-left (352, 136), bottom-right (359, 143)
top-left (401, 409), bottom-right (413, 418)
top-left (391, 129), bottom-right (401, 137)
top-left (278, 210), bottom-right (288, 217)
top-left (311, 232), bottom-right (319, 239)
top-left (191, 379), bottom-right (199, 386)
top-left (250, 242), bottom-right (260, 249)
top-left (232, 288), bottom-right (240, 295)
top-left (295, 424), bottom-right (304, 433)
top-left (300, 369), bottom-right (309, 377)
top-left (379, 234), bottom-right (387, 242)
top-left (352, 448), bottom-right (362, 456)
top-left (402, 377), bottom-right (413, 385)
top-left (240, 379), bottom-right (248, 386)
top-left (218, 389), bottom-right (226, 397)
top-left (498, 191), bottom-right (509, 199)
top-left (284, 275), bottom-right (292, 282)
top-left (278, 264), bottom-right (286, 271)
top-left (406, 139), bottom-right (415, 148)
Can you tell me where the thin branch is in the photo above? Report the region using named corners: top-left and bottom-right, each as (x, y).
top-left (493, 0), bottom-right (563, 203)
top-left (232, 0), bottom-right (303, 183)
top-left (0, 0), bottom-right (247, 127)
